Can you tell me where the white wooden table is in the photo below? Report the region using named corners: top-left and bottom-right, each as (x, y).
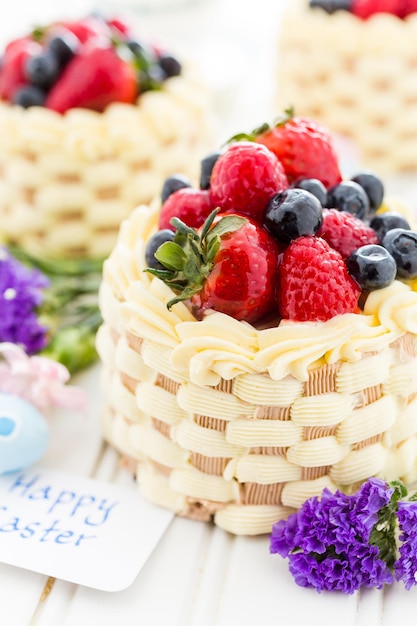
top-left (2, 0), bottom-right (417, 624)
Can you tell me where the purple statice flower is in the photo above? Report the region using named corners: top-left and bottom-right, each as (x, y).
top-left (270, 478), bottom-right (395, 594)
top-left (394, 501), bottom-right (417, 589)
top-left (0, 247), bottom-right (50, 354)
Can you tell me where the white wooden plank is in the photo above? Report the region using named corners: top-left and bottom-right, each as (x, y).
top-left (57, 517), bottom-right (209, 626)
top-left (0, 565), bottom-right (47, 626)
top-left (215, 535), bottom-right (359, 626)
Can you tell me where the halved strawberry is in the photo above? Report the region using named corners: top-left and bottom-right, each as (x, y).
top-left (146, 209), bottom-right (281, 324)
top-left (45, 42), bottom-right (137, 113)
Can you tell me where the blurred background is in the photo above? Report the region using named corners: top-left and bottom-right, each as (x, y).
top-left (0, 0), bottom-right (290, 142)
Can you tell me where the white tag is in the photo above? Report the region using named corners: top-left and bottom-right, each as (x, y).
top-left (0, 467), bottom-right (174, 591)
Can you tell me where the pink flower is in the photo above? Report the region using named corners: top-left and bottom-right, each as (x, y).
top-left (0, 342), bottom-right (87, 413)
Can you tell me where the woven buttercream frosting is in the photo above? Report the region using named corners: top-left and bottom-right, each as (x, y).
top-left (276, 2), bottom-right (417, 172)
top-left (96, 201), bottom-right (417, 535)
top-left (0, 73), bottom-right (212, 259)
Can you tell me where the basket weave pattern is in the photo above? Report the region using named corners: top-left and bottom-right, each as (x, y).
top-left (277, 8), bottom-right (417, 172)
top-left (98, 321), bottom-right (417, 535)
top-left (0, 76), bottom-right (212, 258)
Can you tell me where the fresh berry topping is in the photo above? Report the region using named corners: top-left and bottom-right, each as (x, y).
top-left (350, 171), bottom-right (384, 215)
top-left (0, 39), bottom-right (42, 101)
top-left (209, 141), bottom-right (288, 222)
top-left (46, 31), bottom-right (80, 68)
top-left (0, 16), bottom-right (180, 112)
top-left (278, 236), bottom-right (361, 322)
top-left (52, 16), bottom-right (110, 44)
top-left (12, 84), bottom-right (46, 107)
top-left (264, 189), bottom-right (323, 244)
top-left (254, 108), bottom-right (342, 189)
top-left (370, 212), bottom-right (411, 243)
top-left (309, 0), bottom-right (351, 12)
top-left (158, 188), bottom-right (213, 231)
top-left (161, 174), bottom-right (192, 203)
top-left (309, 0), bottom-right (412, 17)
top-left (347, 244), bottom-right (396, 290)
top-left (145, 229), bottom-right (175, 270)
top-left (382, 229), bottom-right (417, 279)
top-left (326, 181), bottom-right (369, 219)
top-left (45, 43), bottom-right (137, 113)
top-left (158, 53), bottom-right (181, 78)
top-left (292, 178), bottom-right (328, 206)
top-left (147, 210), bottom-right (281, 324)
top-left (317, 208), bottom-right (378, 259)
top-left (24, 50), bottom-right (60, 89)
top-left (200, 151), bottom-right (222, 190)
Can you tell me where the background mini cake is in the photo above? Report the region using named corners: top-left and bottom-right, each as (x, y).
top-left (0, 14), bottom-right (213, 259)
top-left (276, 0), bottom-right (417, 173)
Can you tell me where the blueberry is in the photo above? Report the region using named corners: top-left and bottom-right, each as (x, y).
top-left (326, 181), bottom-right (369, 220)
top-left (158, 54), bottom-right (182, 78)
top-left (370, 212), bottom-right (411, 243)
top-left (347, 244), bottom-right (396, 290)
top-left (12, 85), bottom-right (46, 108)
top-left (25, 51), bottom-right (60, 89)
top-left (145, 229), bottom-right (175, 270)
top-left (292, 178), bottom-right (327, 206)
top-left (200, 152), bottom-right (221, 190)
top-left (264, 188), bottom-right (323, 244)
top-left (161, 174), bottom-right (192, 203)
top-left (382, 228), bottom-right (417, 279)
top-left (351, 171), bottom-right (384, 215)
top-left (309, 0), bottom-right (351, 12)
top-left (47, 31), bottom-right (80, 68)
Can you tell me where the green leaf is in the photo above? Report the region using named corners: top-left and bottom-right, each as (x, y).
top-left (155, 242), bottom-right (186, 271)
top-left (208, 215), bottom-right (247, 241)
top-left (200, 208), bottom-right (220, 242)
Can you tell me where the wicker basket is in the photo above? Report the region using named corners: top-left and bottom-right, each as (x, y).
top-left (276, 4), bottom-right (417, 172)
top-left (96, 204), bottom-right (417, 535)
top-left (0, 74), bottom-right (212, 259)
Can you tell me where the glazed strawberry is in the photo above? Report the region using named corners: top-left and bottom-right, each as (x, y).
top-left (159, 188), bottom-right (213, 231)
top-left (279, 236), bottom-right (360, 322)
top-left (45, 43), bottom-right (137, 113)
top-left (209, 142), bottom-right (288, 223)
top-left (254, 109), bottom-right (342, 189)
top-left (146, 210), bottom-right (281, 324)
top-left (0, 39), bottom-right (42, 100)
top-left (317, 208), bottom-right (378, 259)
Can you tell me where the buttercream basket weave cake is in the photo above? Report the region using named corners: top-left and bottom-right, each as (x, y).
top-left (97, 111), bottom-right (417, 535)
top-left (276, 0), bottom-right (417, 173)
top-left (0, 14), bottom-right (212, 259)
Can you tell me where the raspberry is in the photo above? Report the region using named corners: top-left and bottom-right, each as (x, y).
top-left (158, 188), bottom-right (213, 231)
top-left (279, 236), bottom-right (361, 322)
top-left (317, 208), bottom-right (378, 259)
top-left (209, 141), bottom-right (288, 223)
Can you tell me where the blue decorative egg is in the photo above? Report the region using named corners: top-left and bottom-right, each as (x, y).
top-left (0, 392), bottom-right (49, 474)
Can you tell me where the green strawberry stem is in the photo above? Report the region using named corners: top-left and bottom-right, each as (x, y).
top-left (146, 208), bottom-right (247, 309)
top-left (226, 106), bottom-right (295, 145)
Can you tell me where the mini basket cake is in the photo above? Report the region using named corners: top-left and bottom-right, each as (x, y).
top-left (0, 15), bottom-right (213, 259)
top-left (276, 0), bottom-right (417, 173)
top-left (96, 114), bottom-right (417, 536)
